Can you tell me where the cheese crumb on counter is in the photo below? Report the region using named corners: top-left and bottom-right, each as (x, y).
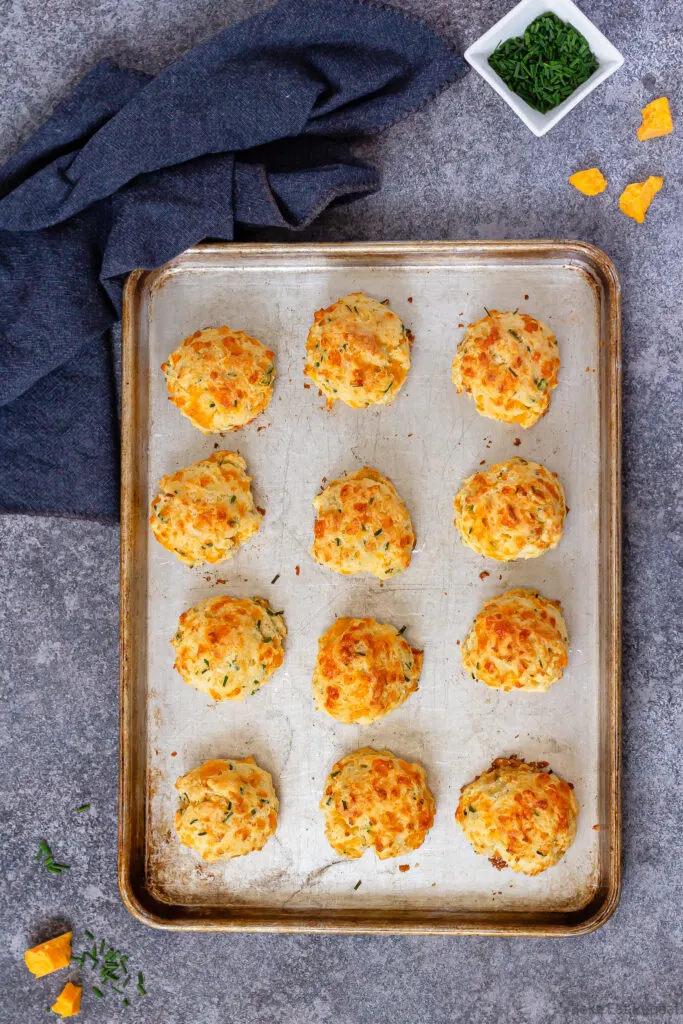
top-left (619, 176), bottom-right (664, 223)
top-left (51, 982), bottom-right (82, 1018)
top-left (637, 97), bottom-right (673, 141)
top-left (569, 168), bottom-right (607, 195)
top-left (24, 931), bottom-right (72, 978)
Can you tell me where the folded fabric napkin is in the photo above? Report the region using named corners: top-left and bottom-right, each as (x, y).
top-left (0, 0), bottom-right (466, 519)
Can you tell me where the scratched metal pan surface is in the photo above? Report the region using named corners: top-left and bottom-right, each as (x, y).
top-left (119, 241), bottom-right (621, 934)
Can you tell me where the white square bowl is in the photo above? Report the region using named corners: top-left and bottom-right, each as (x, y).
top-left (464, 0), bottom-right (624, 136)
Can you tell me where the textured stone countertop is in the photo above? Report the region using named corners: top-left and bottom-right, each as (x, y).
top-left (1, 1), bottom-right (681, 1022)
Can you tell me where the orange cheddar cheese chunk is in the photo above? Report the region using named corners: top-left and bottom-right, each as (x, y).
top-left (637, 97), bottom-right (673, 141)
top-left (569, 168), bottom-right (608, 196)
top-left (619, 176), bottom-right (664, 223)
top-left (51, 982), bottom-right (82, 1018)
top-left (24, 931), bottom-right (72, 978)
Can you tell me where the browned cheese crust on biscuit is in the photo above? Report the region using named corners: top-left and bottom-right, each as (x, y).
top-left (462, 588), bottom-right (568, 692)
top-left (453, 457), bottom-right (565, 561)
top-left (452, 310), bottom-right (560, 428)
top-left (174, 757), bottom-right (278, 861)
top-left (172, 595), bottom-right (286, 701)
top-left (321, 747), bottom-right (435, 859)
top-left (149, 451), bottom-right (262, 566)
top-left (313, 617), bottom-right (422, 723)
top-left (312, 467), bottom-right (415, 578)
top-left (162, 326), bottom-right (275, 433)
top-left (305, 292), bottom-right (411, 408)
top-left (456, 756), bottom-right (578, 875)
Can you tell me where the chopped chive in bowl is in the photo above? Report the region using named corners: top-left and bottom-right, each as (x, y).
top-left (488, 12), bottom-right (598, 114)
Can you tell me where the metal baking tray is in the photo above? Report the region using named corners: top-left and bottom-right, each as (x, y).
top-left (120, 241), bottom-right (621, 935)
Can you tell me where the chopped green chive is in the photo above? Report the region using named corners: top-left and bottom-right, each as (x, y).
top-left (77, 803), bottom-right (91, 813)
top-left (488, 12), bottom-right (598, 114)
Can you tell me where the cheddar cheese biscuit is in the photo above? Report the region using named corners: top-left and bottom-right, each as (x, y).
top-left (172, 595), bottom-right (286, 701)
top-left (462, 588), bottom-right (569, 692)
top-left (162, 326), bottom-right (275, 433)
top-left (321, 747), bottom-right (435, 859)
top-left (456, 757), bottom-right (578, 875)
top-left (453, 457), bottom-right (565, 561)
top-left (149, 451), bottom-right (262, 567)
top-left (174, 757), bottom-right (278, 861)
top-left (312, 467), bottom-right (415, 578)
top-left (313, 617), bottom-right (422, 724)
top-left (452, 310), bottom-right (560, 428)
top-left (304, 292), bottom-right (411, 408)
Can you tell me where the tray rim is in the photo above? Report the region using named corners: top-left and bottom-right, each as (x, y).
top-left (119, 239), bottom-right (621, 936)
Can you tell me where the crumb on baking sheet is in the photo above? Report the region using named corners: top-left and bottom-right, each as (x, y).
top-left (479, 571), bottom-right (490, 580)
top-left (295, 565), bottom-right (300, 576)
top-left (514, 437), bottom-right (521, 446)
top-left (399, 864), bottom-right (410, 872)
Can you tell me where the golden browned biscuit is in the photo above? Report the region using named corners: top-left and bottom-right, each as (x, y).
top-left (453, 457), bottom-right (565, 561)
top-left (320, 747), bottom-right (435, 859)
top-left (311, 467), bottom-right (415, 578)
top-left (312, 617), bottom-right (422, 724)
top-left (174, 757), bottom-right (278, 862)
top-left (162, 326), bottom-right (275, 433)
top-left (304, 292), bottom-right (411, 408)
top-left (149, 451), bottom-right (262, 567)
top-left (456, 756), bottom-right (578, 875)
top-left (462, 588), bottom-right (569, 692)
top-left (172, 596), bottom-right (286, 701)
top-left (452, 310), bottom-right (560, 428)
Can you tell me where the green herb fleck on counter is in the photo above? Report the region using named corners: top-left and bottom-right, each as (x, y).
top-left (36, 840), bottom-right (70, 876)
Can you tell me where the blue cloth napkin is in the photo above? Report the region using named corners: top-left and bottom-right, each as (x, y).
top-left (0, 0), bottom-right (466, 519)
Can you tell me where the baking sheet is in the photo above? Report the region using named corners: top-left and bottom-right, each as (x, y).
top-left (120, 241), bottom-right (620, 933)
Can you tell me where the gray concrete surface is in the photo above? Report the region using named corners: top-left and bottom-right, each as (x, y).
top-left (1, 0), bottom-right (682, 1021)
